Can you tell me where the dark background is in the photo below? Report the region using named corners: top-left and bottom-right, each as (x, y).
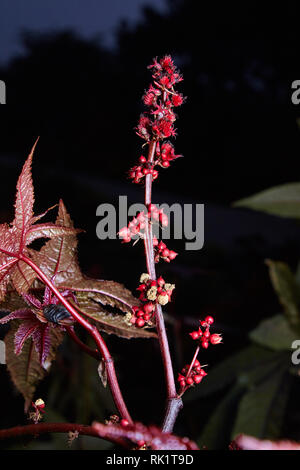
top-left (0, 0), bottom-right (300, 449)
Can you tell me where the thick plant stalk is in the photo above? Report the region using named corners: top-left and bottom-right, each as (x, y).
top-left (144, 142), bottom-right (183, 432)
top-left (17, 253), bottom-right (133, 425)
top-left (0, 423), bottom-right (128, 447)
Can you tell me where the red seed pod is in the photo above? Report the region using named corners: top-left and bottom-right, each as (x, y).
top-left (189, 331), bottom-right (199, 340)
top-left (120, 419), bottom-right (129, 427)
top-left (160, 213), bottom-right (169, 227)
top-left (136, 318), bottom-right (145, 328)
top-left (210, 334), bottom-right (222, 345)
top-left (157, 276), bottom-right (165, 287)
top-left (186, 377), bottom-right (194, 386)
top-left (205, 315), bottom-right (214, 325)
top-left (139, 155), bottom-right (147, 163)
top-left (201, 340), bottom-right (209, 349)
top-left (137, 310), bottom-right (144, 318)
top-left (193, 375), bottom-right (203, 384)
top-left (194, 359), bottom-right (200, 368)
top-left (144, 302), bottom-right (154, 314)
top-left (158, 241), bottom-right (166, 251)
top-left (143, 313), bottom-right (150, 322)
top-left (179, 380), bottom-right (186, 389)
top-left (168, 250), bottom-right (178, 260)
top-left (162, 248), bottom-right (170, 258)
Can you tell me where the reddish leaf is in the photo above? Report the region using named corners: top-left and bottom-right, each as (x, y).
top-left (32, 199), bottom-right (82, 285)
top-left (0, 308), bottom-right (60, 367)
top-left (14, 320), bottom-right (40, 355)
top-left (0, 143), bottom-right (80, 300)
top-left (32, 200), bottom-right (150, 339)
top-left (66, 279), bottom-right (141, 314)
top-left (92, 421), bottom-right (199, 450)
top-left (235, 434), bottom-right (300, 450)
top-left (4, 320), bottom-right (64, 411)
top-left (74, 291), bottom-right (156, 339)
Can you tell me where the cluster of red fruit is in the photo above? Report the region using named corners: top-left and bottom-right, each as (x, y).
top-left (153, 238), bottom-right (177, 263)
top-left (119, 211), bottom-right (148, 243)
top-left (189, 316), bottom-right (222, 349)
top-left (129, 142), bottom-right (182, 184)
top-left (177, 360), bottom-right (207, 390)
top-left (129, 158), bottom-right (159, 184)
top-left (118, 208), bottom-right (177, 264)
top-left (129, 274), bottom-right (175, 328)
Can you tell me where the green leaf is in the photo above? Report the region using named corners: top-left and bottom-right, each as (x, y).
top-left (198, 352), bottom-right (290, 449)
top-left (198, 385), bottom-right (244, 450)
top-left (232, 360), bottom-right (289, 440)
top-left (250, 314), bottom-right (299, 351)
top-left (266, 259), bottom-right (300, 327)
top-left (185, 345), bottom-right (278, 402)
top-left (233, 182), bottom-right (300, 219)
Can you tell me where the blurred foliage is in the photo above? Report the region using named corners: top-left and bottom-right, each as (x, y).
top-left (181, 187), bottom-right (300, 449)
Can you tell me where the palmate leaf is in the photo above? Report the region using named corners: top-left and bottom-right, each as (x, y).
top-left (5, 320), bottom-right (64, 411)
top-left (0, 141), bottom-right (80, 301)
top-left (33, 200), bottom-right (154, 339)
top-left (32, 199), bottom-right (82, 285)
top-left (0, 308), bottom-right (63, 367)
top-left (231, 359), bottom-right (290, 440)
top-left (198, 352), bottom-right (290, 449)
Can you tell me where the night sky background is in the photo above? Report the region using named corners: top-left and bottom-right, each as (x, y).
top-left (0, 0), bottom-right (300, 450)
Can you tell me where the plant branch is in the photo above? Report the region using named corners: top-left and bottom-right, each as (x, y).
top-left (65, 326), bottom-right (102, 360)
top-left (0, 423), bottom-right (128, 447)
top-left (18, 254), bottom-right (132, 424)
top-left (144, 141), bottom-right (183, 433)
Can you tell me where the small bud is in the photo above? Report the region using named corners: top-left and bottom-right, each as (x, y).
top-left (35, 398), bottom-right (45, 409)
top-left (140, 273), bottom-right (150, 284)
top-left (147, 286), bottom-right (158, 301)
top-left (157, 293), bottom-right (169, 305)
top-left (189, 331), bottom-right (199, 340)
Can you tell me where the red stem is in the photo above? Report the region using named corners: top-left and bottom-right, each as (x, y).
top-left (18, 254), bottom-right (132, 424)
top-left (0, 423), bottom-right (128, 447)
top-left (144, 141), bottom-right (182, 432)
top-left (65, 326), bottom-right (102, 361)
